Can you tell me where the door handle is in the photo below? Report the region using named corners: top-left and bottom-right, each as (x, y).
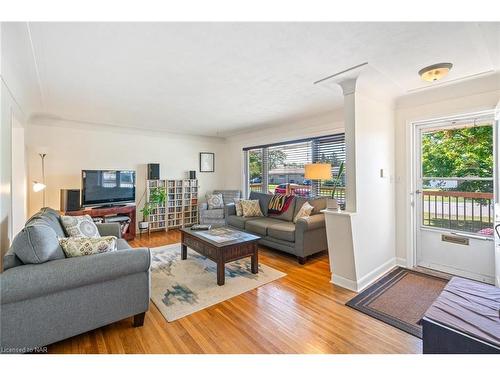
top-left (495, 224), bottom-right (500, 239)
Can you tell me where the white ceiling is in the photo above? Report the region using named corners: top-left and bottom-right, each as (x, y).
top-left (6, 22), bottom-right (500, 136)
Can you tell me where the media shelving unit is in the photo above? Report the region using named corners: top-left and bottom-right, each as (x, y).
top-left (182, 179), bottom-right (199, 227)
top-left (145, 179), bottom-right (167, 231)
top-left (146, 179), bottom-right (198, 231)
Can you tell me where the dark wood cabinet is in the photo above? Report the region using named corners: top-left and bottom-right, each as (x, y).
top-left (64, 205), bottom-right (136, 240)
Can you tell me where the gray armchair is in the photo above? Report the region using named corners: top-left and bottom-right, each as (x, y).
top-left (199, 190), bottom-right (241, 226)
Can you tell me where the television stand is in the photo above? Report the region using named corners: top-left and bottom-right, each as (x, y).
top-left (96, 204), bottom-right (126, 209)
top-left (64, 205), bottom-right (136, 240)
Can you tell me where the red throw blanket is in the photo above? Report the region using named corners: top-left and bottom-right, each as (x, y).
top-left (268, 194), bottom-right (294, 215)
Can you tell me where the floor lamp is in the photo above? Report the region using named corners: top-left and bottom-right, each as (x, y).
top-left (33, 153), bottom-right (47, 207)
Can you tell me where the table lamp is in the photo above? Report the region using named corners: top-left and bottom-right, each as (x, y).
top-left (305, 163), bottom-right (340, 209)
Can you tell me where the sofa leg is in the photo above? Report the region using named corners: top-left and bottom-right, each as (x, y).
top-left (297, 256), bottom-right (306, 265)
top-left (133, 312), bottom-right (145, 327)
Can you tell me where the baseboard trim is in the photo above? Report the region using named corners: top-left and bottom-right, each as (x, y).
top-left (330, 274), bottom-right (358, 291)
top-left (356, 258), bottom-right (397, 292)
top-left (396, 257), bottom-right (407, 267)
top-left (331, 257), bottom-right (399, 292)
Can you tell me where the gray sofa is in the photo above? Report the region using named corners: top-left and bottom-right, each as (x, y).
top-left (226, 191), bottom-right (328, 264)
top-left (199, 190), bottom-right (241, 226)
top-left (0, 207), bottom-right (151, 353)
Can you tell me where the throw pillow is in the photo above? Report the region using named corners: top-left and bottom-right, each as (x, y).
top-left (234, 198), bottom-right (243, 216)
top-left (61, 215), bottom-right (100, 238)
top-left (240, 200), bottom-right (263, 217)
top-left (293, 202), bottom-right (314, 223)
top-left (59, 236), bottom-right (117, 258)
top-left (207, 193), bottom-right (224, 209)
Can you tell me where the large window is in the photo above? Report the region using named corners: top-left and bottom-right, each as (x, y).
top-left (245, 134), bottom-right (345, 203)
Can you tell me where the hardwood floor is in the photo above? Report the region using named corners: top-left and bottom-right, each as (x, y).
top-left (48, 230), bottom-right (422, 354)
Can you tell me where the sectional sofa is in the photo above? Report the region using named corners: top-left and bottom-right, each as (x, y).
top-left (225, 191), bottom-right (328, 264)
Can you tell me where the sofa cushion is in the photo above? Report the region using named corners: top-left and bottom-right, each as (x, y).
top-left (61, 215), bottom-right (100, 238)
top-left (3, 248), bottom-right (23, 270)
top-left (268, 221), bottom-right (296, 242)
top-left (227, 215), bottom-right (259, 230)
top-left (26, 207), bottom-right (66, 238)
top-left (59, 236), bottom-right (117, 258)
top-left (249, 191), bottom-right (273, 216)
top-left (11, 225), bottom-right (66, 264)
top-left (293, 196), bottom-right (327, 217)
top-left (267, 194), bottom-right (296, 222)
top-left (201, 208), bottom-right (225, 219)
top-left (116, 238), bottom-right (132, 250)
top-left (245, 218), bottom-right (284, 236)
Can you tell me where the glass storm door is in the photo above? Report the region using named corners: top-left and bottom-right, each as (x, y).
top-left (415, 113), bottom-right (496, 284)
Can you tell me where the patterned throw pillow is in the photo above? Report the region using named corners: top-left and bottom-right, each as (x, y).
top-left (59, 236), bottom-right (117, 257)
top-left (234, 198), bottom-right (243, 216)
top-left (240, 200), bottom-right (263, 217)
top-left (293, 202), bottom-right (314, 223)
top-left (61, 215), bottom-right (100, 238)
top-left (207, 193), bottom-right (224, 210)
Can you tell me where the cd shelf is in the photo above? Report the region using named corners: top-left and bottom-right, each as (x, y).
top-left (146, 179), bottom-right (198, 231)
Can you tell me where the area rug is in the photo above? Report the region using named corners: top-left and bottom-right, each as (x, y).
top-left (150, 244), bottom-right (286, 322)
top-left (346, 267), bottom-right (449, 338)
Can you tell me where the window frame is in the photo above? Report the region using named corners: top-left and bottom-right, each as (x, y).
top-left (243, 133), bottom-right (346, 198)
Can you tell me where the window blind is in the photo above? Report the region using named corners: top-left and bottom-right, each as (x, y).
top-left (313, 134), bottom-right (346, 177)
top-left (245, 133), bottom-right (346, 198)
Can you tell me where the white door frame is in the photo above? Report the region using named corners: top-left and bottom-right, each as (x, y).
top-left (409, 109), bottom-right (497, 272)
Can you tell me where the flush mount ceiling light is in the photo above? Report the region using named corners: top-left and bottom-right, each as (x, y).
top-left (418, 63), bottom-right (453, 82)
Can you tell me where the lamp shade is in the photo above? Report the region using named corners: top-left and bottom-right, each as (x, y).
top-left (304, 163), bottom-right (332, 180)
top-left (33, 181), bottom-right (46, 192)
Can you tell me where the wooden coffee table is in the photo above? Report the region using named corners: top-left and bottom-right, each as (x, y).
top-left (180, 227), bottom-right (260, 286)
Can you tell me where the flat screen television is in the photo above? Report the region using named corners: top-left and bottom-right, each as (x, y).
top-left (82, 170), bottom-right (136, 207)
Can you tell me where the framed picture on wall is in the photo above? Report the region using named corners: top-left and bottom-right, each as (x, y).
top-left (199, 152), bottom-right (215, 172)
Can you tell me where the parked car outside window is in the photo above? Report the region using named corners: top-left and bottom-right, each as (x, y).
top-left (274, 183), bottom-right (310, 197)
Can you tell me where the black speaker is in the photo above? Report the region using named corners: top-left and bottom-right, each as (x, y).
top-left (60, 189), bottom-right (81, 212)
top-left (148, 163), bottom-right (160, 180)
top-left (189, 170), bottom-right (196, 179)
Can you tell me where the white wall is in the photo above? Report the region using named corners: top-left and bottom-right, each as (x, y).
top-left (0, 80), bottom-right (14, 263)
top-left (352, 92), bottom-right (397, 278)
top-left (11, 118), bottom-right (28, 235)
top-left (26, 118), bottom-right (227, 219)
top-left (223, 109), bottom-right (345, 193)
top-left (395, 72), bottom-right (500, 265)
top-left (1, 23), bottom-right (36, 266)
top-left (1, 76), bottom-right (29, 264)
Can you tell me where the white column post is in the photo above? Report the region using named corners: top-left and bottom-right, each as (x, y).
top-left (338, 78), bottom-right (358, 212)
